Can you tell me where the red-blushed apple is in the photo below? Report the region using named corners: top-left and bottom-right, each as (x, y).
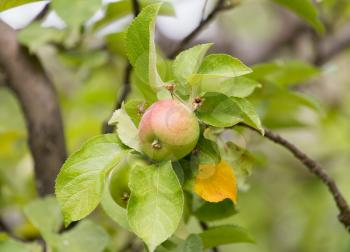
top-left (138, 99), bottom-right (200, 161)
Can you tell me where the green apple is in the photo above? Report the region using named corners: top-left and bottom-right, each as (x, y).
top-left (109, 156), bottom-right (147, 208)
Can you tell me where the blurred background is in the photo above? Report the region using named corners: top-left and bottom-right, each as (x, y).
top-left (1, 0), bottom-right (350, 251)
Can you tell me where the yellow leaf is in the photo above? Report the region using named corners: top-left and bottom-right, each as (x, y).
top-left (194, 160), bottom-right (237, 204)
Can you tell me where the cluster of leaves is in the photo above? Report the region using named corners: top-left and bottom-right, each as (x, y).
top-left (4, 0), bottom-right (324, 137)
top-left (53, 3), bottom-right (265, 251)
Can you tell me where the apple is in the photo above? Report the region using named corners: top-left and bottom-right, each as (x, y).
top-left (109, 156), bottom-right (147, 208)
top-left (109, 160), bottom-right (131, 208)
top-left (138, 99), bottom-right (200, 161)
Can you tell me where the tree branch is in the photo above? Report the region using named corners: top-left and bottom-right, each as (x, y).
top-left (314, 21), bottom-right (350, 65)
top-left (249, 19), bottom-right (350, 65)
top-left (0, 20), bottom-right (67, 196)
top-left (246, 21), bottom-right (306, 65)
top-left (244, 125), bottom-right (350, 232)
top-left (168, 0), bottom-right (236, 59)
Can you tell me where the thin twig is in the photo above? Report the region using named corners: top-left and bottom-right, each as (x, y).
top-left (199, 221), bottom-right (219, 252)
top-left (201, 0), bottom-right (209, 21)
top-left (244, 125), bottom-right (350, 232)
top-left (131, 0), bottom-right (140, 17)
top-left (115, 63), bottom-right (132, 111)
top-left (168, 0), bottom-right (236, 59)
top-left (102, 62), bottom-right (132, 133)
top-left (102, 0), bottom-right (140, 133)
top-left (33, 2), bottom-right (50, 22)
top-left (314, 20), bottom-right (350, 65)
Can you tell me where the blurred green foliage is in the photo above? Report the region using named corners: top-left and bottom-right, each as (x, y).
top-left (1, 0), bottom-right (350, 251)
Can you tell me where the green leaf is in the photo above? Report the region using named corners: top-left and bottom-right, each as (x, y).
top-left (52, 0), bottom-right (102, 27)
top-left (157, 87), bottom-right (173, 100)
top-left (261, 89), bottom-right (322, 129)
top-left (250, 60), bottom-right (319, 86)
top-left (273, 0), bottom-right (325, 33)
top-left (23, 196), bottom-right (62, 244)
top-left (126, 3), bottom-right (164, 90)
top-left (173, 43), bottom-right (213, 88)
top-left (231, 98), bottom-right (264, 134)
top-left (171, 234), bottom-right (203, 252)
top-left (57, 50), bottom-right (108, 69)
top-left (131, 70), bottom-right (158, 102)
top-left (221, 141), bottom-right (255, 178)
top-left (55, 134), bottom-right (126, 226)
top-left (0, 0), bottom-right (42, 11)
top-left (172, 161), bottom-right (185, 186)
top-left (101, 174), bottom-right (130, 230)
top-left (93, 0), bottom-right (130, 30)
top-left (267, 89), bottom-right (321, 114)
top-left (124, 99), bottom-right (149, 126)
top-left (141, 0), bottom-right (174, 15)
top-left (18, 22), bottom-right (65, 52)
top-left (183, 191), bottom-right (193, 223)
top-left (199, 225), bottom-right (255, 249)
top-left (105, 32), bottom-right (127, 58)
top-left (108, 107), bottom-right (141, 152)
top-left (0, 238), bottom-right (41, 252)
top-left (127, 161), bottom-right (184, 252)
top-left (154, 237), bottom-right (185, 252)
top-left (94, 0), bottom-right (175, 30)
top-left (200, 77), bottom-right (261, 98)
top-left (285, 91), bottom-right (322, 112)
top-left (194, 199), bottom-right (237, 222)
top-left (190, 54), bottom-right (252, 83)
top-left (157, 57), bottom-right (175, 82)
top-left (196, 92), bottom-right (243, 127)
top-left (56, 220), bottom-right (109, 252)
top-left (196, 136), bottom-right (220, 165)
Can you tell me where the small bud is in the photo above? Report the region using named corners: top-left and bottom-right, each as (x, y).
top-left (192, 148), bottom-right (199, 155)
top-left (194, 97), bottom-right (202, 103)
top-left (138, 102), bottom-right (146, 115)
top-left (192, 96), bottom-right (204, 110)
top-left (165, 83), bottom-right (175, 93)
top-left (152, 139), bottom-right (161, 149)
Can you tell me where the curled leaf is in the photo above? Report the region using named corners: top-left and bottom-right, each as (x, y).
top-left (108, 107), bottom-right (141, 152)
top-left (194, 160), bottom-right (237, 204)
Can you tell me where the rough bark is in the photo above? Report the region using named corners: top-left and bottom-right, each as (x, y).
top-left (0, 20), bottom-right (66, 196)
